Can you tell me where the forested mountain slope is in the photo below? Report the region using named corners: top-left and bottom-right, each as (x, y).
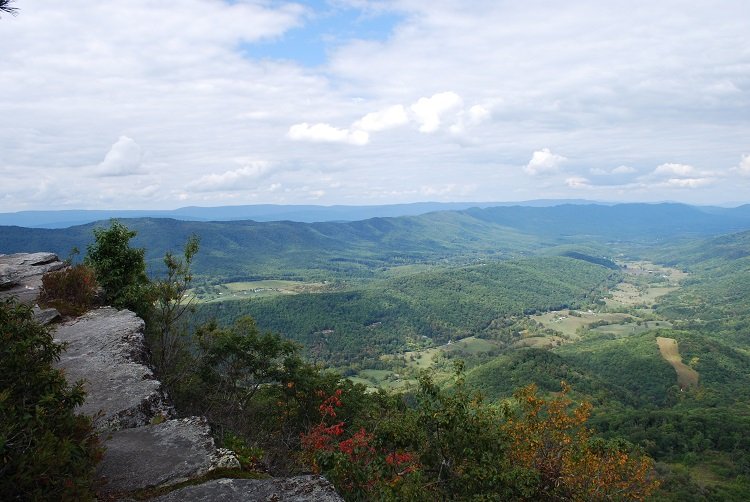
top-left (192, 257), bottom-right (618, 366)
top-left (3, 203), bottom-right (750, 282)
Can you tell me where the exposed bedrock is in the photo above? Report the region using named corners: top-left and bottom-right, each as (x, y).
top-left (53, 307), bottom-right (174, 432)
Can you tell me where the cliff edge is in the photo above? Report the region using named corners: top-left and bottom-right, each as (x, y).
top-left (0, 253), bottom-right (342, 501)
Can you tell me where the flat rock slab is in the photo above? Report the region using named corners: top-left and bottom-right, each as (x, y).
top-left (0, 252), bottom-right (65, 304)
top-left (53, 307), bottom-right (173, 431)
top-left (98, 417), bottom-right (236, 495)
top-left (151, 475), bottom-right (344, 502)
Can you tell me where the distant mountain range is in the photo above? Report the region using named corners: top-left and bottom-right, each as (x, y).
top-left (2, 202), bottom-right (750, 281)
top-left (0, 200), bottom-right (599, 228)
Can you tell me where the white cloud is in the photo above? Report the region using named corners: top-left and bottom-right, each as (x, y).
top-left (288, 123), bottom-right (369, 145)
top-left (664, 178), bottom-right (715, 188)
top-left (2, 1), bottom-right (750, 209)
top-left (654, 163), bottom-right (697, 177)
top-left (410, 91), bottom-right (463, 133)
top-left (639, 162), bottom-right (720, 189)
top-left (186, 162), bottom-right (271, 192)
top-left (291, 93), bottom-right (486, 145)
top-left (735, 154), bottom-right (750, 177)
top-left (353, 105), bottom-right (409, 132)
top-left (96, 136), bottom-right (144, 176)
top-left (524, 148), bottom-right (567, 176)
top-left (468, 105), bottom-right (490, 124)
top-left (565, 176), bottom-right (590, 188)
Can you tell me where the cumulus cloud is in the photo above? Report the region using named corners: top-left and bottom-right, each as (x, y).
top-left (3, 1), bottom-right (750, 209)
top-left (186, 162), bottom-right (271, 192)
top-left (287, 93), bottom-right (488, 148)
top-left (524, 148), bottom-right (567, 176)
top-left (641, 162), bottom-right (719, 189)
top-left (353, 105), bottom-right (409, 132)
top-left (96, 136), bottom-right (144, 176)
top-left (410, 92), bottom-right (464, 133)
top-left (450, 104), bottom-right (491, 134)
top-left (288, 122), bottom-right (369, 145)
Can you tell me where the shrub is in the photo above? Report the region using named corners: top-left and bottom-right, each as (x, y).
top-left (302, 368), bottom-right (659, 501)
top-left (0, 299), bottom-right (101, 500)
top-left (85, 220), bottom-right (152, 318)
top-left (39, 264), bottom-right (99, 316)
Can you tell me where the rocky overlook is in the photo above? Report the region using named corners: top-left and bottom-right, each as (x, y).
top-left (0, 253), bottom-right (342, 501)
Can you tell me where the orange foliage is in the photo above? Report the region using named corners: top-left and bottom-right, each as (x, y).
top-left (505, 382), bottom-right (659, 501)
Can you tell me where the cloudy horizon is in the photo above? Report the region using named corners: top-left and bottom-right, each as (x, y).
top-left (1, 0), bottom-right (749, 211)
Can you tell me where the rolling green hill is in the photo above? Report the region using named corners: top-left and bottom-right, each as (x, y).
top-left (192, 256), bottom-right (619, 365)
top-left (3, 203), bottom-right (750, 283)
top-left (0, 213), bottom-right (539, 281)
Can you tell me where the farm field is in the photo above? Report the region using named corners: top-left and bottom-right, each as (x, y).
top-left (604, 261), bottom-right (685, 308)
top-left (532, 310), bottom-right (630, 339)
top-left (657, 336), bottom-right (700, 389)
top-left (351, 261), bottom-right (687, 389)
top-left (591, 319), bottom-right (673, 337)
top-left (351, 337), bottom-right (505, 390)
top-left (192, 279), bottom-right (329, 303)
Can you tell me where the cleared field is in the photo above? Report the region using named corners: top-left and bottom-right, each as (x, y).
top-left (622, 261), bottom-right (687, 282)
top-left (514, 336), bottom-right (565, 348)
top-left (591, 320), bottom-right (672, 337)
top-left (400, 336), bottom-right (499, 370)
top-left (533, 311), bottom-right (631, 339)
top-left (657, 336), bottom-right (699, 389)
top-left (402, 346), bottom-right (443, 370)
top-left (605, 262), bottom-right (685, 309)
top-left (606, 282), bottom-right (679, 308)
top-left (447, 337), bottom-right (500, 354)
top-left (193, 280), bottom-right (328, 302)
top-left (350, 369), bottom-right (413, 391)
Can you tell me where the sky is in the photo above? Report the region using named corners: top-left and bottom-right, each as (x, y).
top-left (1, 0), bottom-right (749, 211)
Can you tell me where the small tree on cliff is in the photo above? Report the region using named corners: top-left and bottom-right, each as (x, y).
top-left (150, 234), bottom-right (200, 383)
top-left (85, 220), bottom-right (152, 319)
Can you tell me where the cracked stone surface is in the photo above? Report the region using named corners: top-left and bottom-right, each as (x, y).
top-left (97, 417), bottom-right (240, 495)
top-left (4, 251), bottom-right (341, 501)
top-left (150, 475), bottom-right (343, 502)
top-left (0, 252), bottom-right (65, 304)
top-left (53, 307), bottom-right (174, 432)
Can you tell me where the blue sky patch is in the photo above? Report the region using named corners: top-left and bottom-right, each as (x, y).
top-left (241, 1), bottom-right (404, 66)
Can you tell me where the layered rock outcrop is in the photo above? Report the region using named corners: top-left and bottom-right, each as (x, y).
top-left (0, 252), bottom-right (64, 322)
top-left (53, 308), bottom-right (173, 432)
top-left (1, 252), bottom-right (343, 501)
top-left (50, 298), bottom-right (241, 495)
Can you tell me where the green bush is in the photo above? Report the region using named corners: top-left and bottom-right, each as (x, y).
top-left (0, 299), bottom-right (101, 500)
top-left (39, 264), bottom-right (99, 316)
top-left (85, 220), bottom-right (153, 318)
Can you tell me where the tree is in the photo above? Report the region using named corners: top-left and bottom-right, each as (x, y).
top-left (302, 368), bottom-right (659, 501)
top-left (505, 382), bottom-right (660, 500)
top-left (0, 0), bottom-right (18, 17)
top-left (195, 317), bottom-right (301, 420)
top-left (0, 299), bottom-right (101, 499)
top-left (85, 220), bottom-right (152, 318)
top-left (150, 234), bottom-right (199, 383)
